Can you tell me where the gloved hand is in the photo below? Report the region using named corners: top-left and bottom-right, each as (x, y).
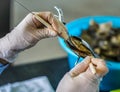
top-left (0, 12), bottom-right (67, 63)
top-left (56, 56), bottom-right (109, 92)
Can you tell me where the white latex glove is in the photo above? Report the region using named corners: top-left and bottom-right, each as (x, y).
top-left (0, 12), bottom-right (67, 63)
top-left (56, 56), bottom-right (108, 92)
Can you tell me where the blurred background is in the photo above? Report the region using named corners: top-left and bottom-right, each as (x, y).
top-left (9, 0), bottom-right (120, 65)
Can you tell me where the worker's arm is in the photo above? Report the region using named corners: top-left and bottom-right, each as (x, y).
top-left (0, 12), bottom-right (66, 74)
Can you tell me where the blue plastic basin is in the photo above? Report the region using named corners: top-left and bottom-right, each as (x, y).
top-left (58, 16), bottom-right (120, 91)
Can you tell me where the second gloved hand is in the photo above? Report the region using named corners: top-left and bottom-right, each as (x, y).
top-left (0, 12), bottom-right (66, 63)
top-left (56, 56), bottom-right (109, 92)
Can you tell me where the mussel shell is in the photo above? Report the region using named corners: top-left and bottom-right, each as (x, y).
top-left (65, 36), bottom-right (94, 58)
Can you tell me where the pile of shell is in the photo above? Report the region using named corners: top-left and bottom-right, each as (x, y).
top-left (81, 20), bottom-right (120, 62)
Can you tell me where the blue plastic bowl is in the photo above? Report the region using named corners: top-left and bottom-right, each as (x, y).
top-left (58, 16), bottom-right (120, 91)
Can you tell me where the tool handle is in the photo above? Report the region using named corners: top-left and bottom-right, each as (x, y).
top-left (89, 63), bottom-right (96, 74)
top-left (34, 13), bottom-right (69, 40)
top-left (34, 14), bottom-right (52, 28)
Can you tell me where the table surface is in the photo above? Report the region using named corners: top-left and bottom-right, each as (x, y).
top-left (0, 57), bottom-right (69, 90)
top-left (0, 57), bottom-right (109, 92)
